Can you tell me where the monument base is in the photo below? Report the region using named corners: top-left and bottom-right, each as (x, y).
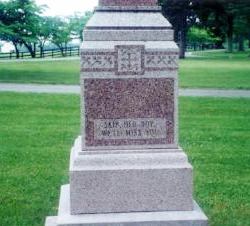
top-left (70, 137), bottom-right (194, 214)
top-left (45, 185), bottom-right (208, 226)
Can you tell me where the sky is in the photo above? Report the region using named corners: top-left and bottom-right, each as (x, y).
top-left (35, 0), bottom-right (98, 16)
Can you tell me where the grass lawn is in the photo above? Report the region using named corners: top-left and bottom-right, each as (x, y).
top-left (0, 60), bottom-right (80, 85)
top-left (180, 97), bottom-right (250, 226)
top-left (180, 50), bottom-right (250, 90)
top-left (0, 93), bottom-right (80, 226)
top-left (0, 92), bottom-right (249, 226)
top-left (0, 50), bottom-right (249, 89)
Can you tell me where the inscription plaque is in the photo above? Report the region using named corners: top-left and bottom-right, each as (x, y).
top-left (94, 118), bottom-right (167, 140)
top-left (84, 77), bottom-right (175, 148)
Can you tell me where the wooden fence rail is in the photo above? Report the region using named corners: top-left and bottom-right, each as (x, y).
top-left (0, 44), bottom-right (219, 60)
top-left (0, 46), bottom-right (80, 60)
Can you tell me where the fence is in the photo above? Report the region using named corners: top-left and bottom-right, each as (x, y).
top-left (0, 46), bottom-right (80, 60)
top-left (186, 43), bottom-right (217, 51)
top-left (0, 44), bottom-right (220, 60)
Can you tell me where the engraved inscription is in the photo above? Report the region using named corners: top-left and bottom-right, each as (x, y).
top-left (116, 45), bottom-right (144, 75)
top-left (94, 118), bottom-right (167, 140)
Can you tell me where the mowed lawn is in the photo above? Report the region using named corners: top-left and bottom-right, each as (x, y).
top-left (0, 92), bottom-right (249, 226)
top-left (0, 93), bottom-right (80, 226)
top-left (0, 50), bottom-right (249, 89)
top-left (0, 60), bottom-right (80, 85)
top-left (180, 50), bottom-right (250, 89)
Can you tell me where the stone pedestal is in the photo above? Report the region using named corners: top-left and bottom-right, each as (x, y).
top-left (46, 185), bottom-right (207, 226)
top-left (45, 0), bottom-right (208, 225)
top-left (70, 137), bottom-right (193, 214)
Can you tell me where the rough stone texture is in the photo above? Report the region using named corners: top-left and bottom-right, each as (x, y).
top-left (84, 78), bottom-right (176, 148)
top-left (70, 137), bottom-right (193, 214)
top-left (84, 30), bottom-right (174, 41)
top-left (81, 41), bottom-right (179, 51)
top-left (46, 185), bottom-right (208, 226)
top-left (80, 41), bottom-right (179, 151)
top-left (95, 6), bottom-right (162, 11)
top-left (99, 0), bottom-right (158, 6)
top-left (85, 12), bottom-right (171, 29)
top-left (45, 217), bottom-right (57, 226)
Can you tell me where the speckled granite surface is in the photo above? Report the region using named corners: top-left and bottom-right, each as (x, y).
top-left (80, 42), bottom-right (179, 150)
top-left (99, 0), bottom-right (158, 6)
top-left (84, 78), bottom-right (175, 148)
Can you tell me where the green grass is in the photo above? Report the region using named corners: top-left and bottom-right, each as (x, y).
top-left (191, 49), bottom-right (250, 59)
top-left (0, 60), bottom-right (80, 84)
top-left (0, 93), bottom-right (80, 226)
top-left (180, 50), bottom-right (250, 90)
top-left (0, 50), bottom-right (249, 89)
top-left (180, 97), bottom-right (250, 226)
top-left (0, 92), bottom-right (249, 226)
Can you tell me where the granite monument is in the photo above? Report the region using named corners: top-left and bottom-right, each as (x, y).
top-left (45, 0), bottom-right (208, 225)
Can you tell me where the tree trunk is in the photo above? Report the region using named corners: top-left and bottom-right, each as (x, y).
top-left (194, 43), bottom-right (197, 51)
top-left (215, 40), bottom-right (224, 49)
top-left (238, 35), bottom-right (244, 52)
top-left (30, 48), bottom-right (36, 58)
top-left (33, 43), bottom-right (36, 58)
top-left (40, 41), bottom-right (46, 58)
top-left (179, 14), bottom-right (187, 59)
top-left (24, 43), bottom-right (36, 58)
top-left (23, 42), bottom-right (37, 58)
top-left (227, 14), bottom-right (234, 53)
top-left (13, 42), bottom-right (20, 59)
top-left (64, 43), bottom-right (68, 57)
top-left (179, 31), bottom-right (186, 58)
top-left (40, 46), bottom-right (43, 58)
top-left (59, 46), bottom-right (65, 57)
top-left (214, 10), bottom-right (224, 49)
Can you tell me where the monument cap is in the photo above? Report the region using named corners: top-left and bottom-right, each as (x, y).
top-left (99, 0), bottom-right (158, 6)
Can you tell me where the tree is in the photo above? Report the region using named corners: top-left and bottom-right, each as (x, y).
top-left (68, 11), bottom-right (92, 41)
top-left (37, 16), bottom-right (54, 58)
top-left (159, 0), bottom-right (200, 58)
top-left (50, 17), bottom-right (72, 56)
top-left (0, 0), bottom-right (23, 58)
top-left (0, 21), bottom-right (20, 57)
top-left (187, 26), bottom-right (220, 50)
top-left (200, 0), bottom-right (250, 52)
top-left (159, 0), bottom-right (250, 55)
top-left (0, 0), bottom-right (44, 58)
top-left (234, 1), bottom-right (250, 51)
top-left (196, 0), bottom-right (226, 49)
top-left (0, 42), bottom-right (3, 52)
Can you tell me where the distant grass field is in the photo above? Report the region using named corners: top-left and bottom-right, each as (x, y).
top-left (191, 49), bottom-right (250, 59)
top-left (0, 50), bottom-right (249, 89)
top-left (0, 60), bottom-right (80, 85)
top-left (180, 50), bottom-right (250, 89)
top-left (0, 92), bottom-right (249, 226)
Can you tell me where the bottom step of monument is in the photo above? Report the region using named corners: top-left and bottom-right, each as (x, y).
top-left (45, 185), bottom-right (208, 226)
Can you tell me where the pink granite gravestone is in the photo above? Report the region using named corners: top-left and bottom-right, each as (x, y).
top-left (45, 1), bottom-right (208, 225)
top-left (99, 0), bottom-right (157, 6)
